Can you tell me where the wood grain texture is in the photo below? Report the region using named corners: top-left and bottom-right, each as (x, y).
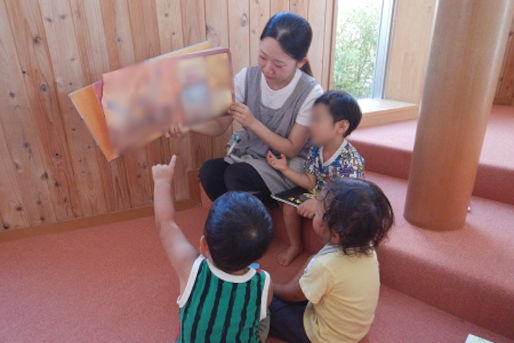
top-left (0, 0), bottom-right (336, 230)
top-left (384, 0), bottom-right (437, 104)
top-left (494, 18), bottom-right (514, 105)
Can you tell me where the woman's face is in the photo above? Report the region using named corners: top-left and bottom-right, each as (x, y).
top-left (258, 37), bottom-right (301, 85)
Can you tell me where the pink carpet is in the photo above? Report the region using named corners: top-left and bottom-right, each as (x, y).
top-left (349, 105), bottom-right (514, 205)
top-left (1, 171), bottom-right (513, 342)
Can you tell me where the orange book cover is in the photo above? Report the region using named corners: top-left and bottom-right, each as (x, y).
top-left (68, 41), bottom-right (233, 161)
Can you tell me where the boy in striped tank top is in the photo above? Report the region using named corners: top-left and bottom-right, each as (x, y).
top-left (152, 155), bottom-right (274, 342)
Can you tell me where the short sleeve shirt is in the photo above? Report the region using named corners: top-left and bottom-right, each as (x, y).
top-left (305, 139), bottom-right (365, 194)
top-left (299, 245), bottom-right (380, 343)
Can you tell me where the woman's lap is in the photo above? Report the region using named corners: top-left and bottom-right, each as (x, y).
top-left (199, 158), bottom-right (272, 203)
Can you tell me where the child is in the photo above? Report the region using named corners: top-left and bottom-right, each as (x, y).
top-left (267, 90), bottom-right (364, 265)
top-left (152, 155), bottom-right (274, 342)
top-left (269, 178), bottom-right (394, 342)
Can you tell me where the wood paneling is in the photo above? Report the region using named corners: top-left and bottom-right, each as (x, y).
top-left (384, 0), bottom-right (437, 104)
top-left (0, 0), bottom-right (335, 230)
top-left (494, 18), bottom-right (514, 106)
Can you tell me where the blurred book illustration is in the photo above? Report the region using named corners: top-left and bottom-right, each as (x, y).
top-left (271, 186), bottom-right (314, 207)
top-left (69, 41), bottom-right (233, 161)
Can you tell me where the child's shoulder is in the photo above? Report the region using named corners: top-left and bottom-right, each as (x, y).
top-left (342, 140), bottom-right (363, 158)
top-left (314, 246), bottom-right (377, 267)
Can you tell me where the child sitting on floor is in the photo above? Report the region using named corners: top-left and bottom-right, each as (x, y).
top-left (267, 90), bottom-right (365, 265)
top-left (152, 155), bottom-right (274, 342)
top-left (269, 178), bottom-right (394, 343)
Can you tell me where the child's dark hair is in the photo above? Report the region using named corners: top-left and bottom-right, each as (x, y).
top-left (314, 90), bottom-right (362, 137)
top-left (260, 11), bottom-right (313, 76)
top-left (320, 178), bottom-right (393, 256)
top-left (204, 192), bottom-right (273, 272)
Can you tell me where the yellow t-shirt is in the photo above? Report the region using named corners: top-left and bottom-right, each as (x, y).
top-left (299, 245), bottom-right (380, 343)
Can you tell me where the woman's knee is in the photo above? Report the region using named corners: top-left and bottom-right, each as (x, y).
top-left (199, 159), bottom-right (224, 185)
top-left (199, 158), bottom-right (228, 200)
top-left (224, 163), bottom-right (253, 190)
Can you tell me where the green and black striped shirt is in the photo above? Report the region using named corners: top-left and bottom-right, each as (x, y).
top-left (177, 256), bottom-right (270, 343)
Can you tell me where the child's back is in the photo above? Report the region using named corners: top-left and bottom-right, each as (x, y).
top-left (177, 257), bottom-right (270, 342)
top-left (301, 245), bottom-right (380, 342)
top-left (151, 157), bottom-right (273, 343)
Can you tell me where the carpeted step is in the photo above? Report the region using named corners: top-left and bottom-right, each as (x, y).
top-left (267, 285), bottom-right (512, 343)
top-left (175, 206), bottom-right (513, 343)
top-left (199, 171), bottom-right (514, 338)
top-left (364, 172), bottom-right (514, 339)
top-left (348, 105), bottom-right (514, 205)
top-left (1, 201), bottom-right (511, 342)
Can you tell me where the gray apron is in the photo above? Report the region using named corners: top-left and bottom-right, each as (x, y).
top-left (225, 66), bottom-right (317, 194)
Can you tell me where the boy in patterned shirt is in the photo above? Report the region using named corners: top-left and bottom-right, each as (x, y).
top-left (267, 90), bottom-right (364, 265)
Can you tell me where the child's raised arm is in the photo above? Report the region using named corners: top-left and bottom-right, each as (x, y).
top-left (152, 155), bottom-right (199, 291)
top-left (266, 151), bottom-right (316, 191)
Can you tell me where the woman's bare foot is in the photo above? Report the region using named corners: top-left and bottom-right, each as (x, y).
top-left (277, 245), bottom-right (303, 266)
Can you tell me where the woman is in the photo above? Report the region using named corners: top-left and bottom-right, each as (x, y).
top-left (171, 12), bottom-right (322, 210)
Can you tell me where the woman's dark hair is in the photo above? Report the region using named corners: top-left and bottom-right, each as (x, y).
top-left (314, 90), bottom-right (362, 137)
top-left (260, 11), bottom-right (313, 76)
top-left (320, 178), bottom-right (394, 256)
top-left (204, 192), bottom-right (273, 272)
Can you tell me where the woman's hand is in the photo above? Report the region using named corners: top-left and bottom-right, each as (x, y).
top-left (164, 121), bottom-right (190, 138)
top-left (229, 102), bottom-right (257, 129)
top-left (297, 198), bottom-right (317, 218)
top-left (267, 151), bottom-right (288, 171)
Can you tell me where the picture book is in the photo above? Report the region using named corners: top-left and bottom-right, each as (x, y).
top-left (68, 41), bottom-right (234, 161)
top-left (271, 186), bottom-right (315, 207)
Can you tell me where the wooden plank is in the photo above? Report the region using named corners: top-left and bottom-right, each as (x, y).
top-left (290, 0), bottom-right (308, 18)
top-left (307, 0), bottom-right (327, 83)
top-left (4, 0), bottom-right (82, 223)
top-left (249, 0), bottom-right (270, 66)
top-left (39, 0), bottom-right (109, 217)
top-left (494, 18), bottom-right (514, 105)
top-left (0, 198), bottom-right (199, 243)
top-left (155, 0), bottom-right (189, 199)
top-left (0, 125), bottom-right (29, 230)
top-left (99, 0), bottom-right (149, 209)
top-left (69, 0), bottom-right (133, 212)
top-left (228, 0), bottom-right (250, 132)
top-left (205, 0), bottom-right (229, 47)
top-left (155, 0), bottom-right (185, 53)
top-left (384, 0), bottom-right (437, 104)
top-left (270, 0), bottom-right (289, 15)
top-left (327, 0), bottom-right (338, 90)
top-left (321, 0), bottom-right (336, 90)
top-left (0, 0), bottom-right (59, 227)
top-left (99, 0), bottom-right (136, 70)
top-left (125, 0), bottom-right (164, 206)
top-left (206, 0), bottom-right (233, 158)
top-left (180, 0), bottom-right (213, 168)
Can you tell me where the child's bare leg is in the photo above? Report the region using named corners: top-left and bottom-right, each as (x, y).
top-left (278, 204), bottom-right (303, 266)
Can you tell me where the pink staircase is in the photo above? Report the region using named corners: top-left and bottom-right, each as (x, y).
top-left (348, 105), bottom-right (514, 205)
top-left (0, 107), bottom-right (512, 342)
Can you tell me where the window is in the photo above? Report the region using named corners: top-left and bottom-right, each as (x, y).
top-left (332, 0), bottom-right (395, 99)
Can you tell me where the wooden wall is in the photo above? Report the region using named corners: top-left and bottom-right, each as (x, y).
top-left (0, 0), bottom-right (336, 230)
top-left (494, 18), bottom-right (514, 105)
top-left (384, 0), bottom-right (436, 104)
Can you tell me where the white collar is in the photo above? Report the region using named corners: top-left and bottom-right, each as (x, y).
top-left (320, 139), bottom-right (348, 166)
top-left (206, 258), bottom-right (256, 283)
top-left (317, 244), bottom-right (341, 256)
top-left (260, 68), bottom-right (302, 94)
